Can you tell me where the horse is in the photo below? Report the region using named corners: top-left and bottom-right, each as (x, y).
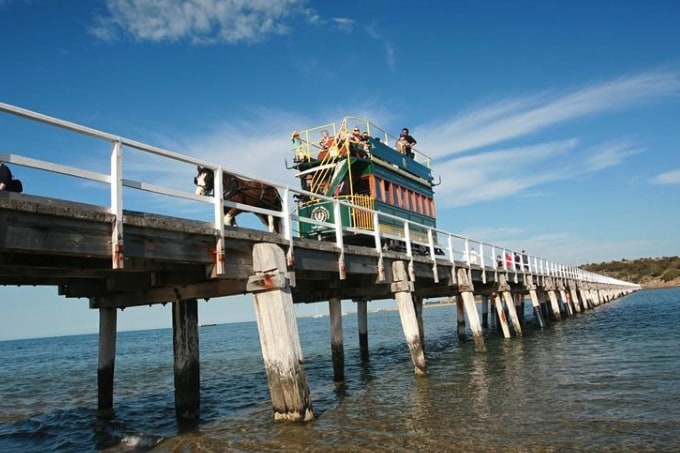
top-left (194, 166), bottom-right (283, 234)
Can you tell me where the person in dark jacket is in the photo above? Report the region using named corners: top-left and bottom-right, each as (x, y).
top-left (0, 161), bottom-right (12, 191)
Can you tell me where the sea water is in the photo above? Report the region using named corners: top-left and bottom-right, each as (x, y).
top-left (1, 288), bottom-right (679, 452)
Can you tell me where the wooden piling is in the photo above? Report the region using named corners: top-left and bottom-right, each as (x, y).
top-left (559, 288), bottom-right (573, 316)
top-left (172, 298), bottom-right (200, 420)
top-left (547, 290), bottom-right (562, 321)
top-left (356, 299), bottom-right (369, 361)
top-left (528, 289), bottom-right (546, 328)
top-left (481, 295), bottom-right (489, 330)
top-left (492, 292), bottom-right (511, 338)
top-left (502, 291), bottom-right (523, 337)
top-left (413, 295), bottom-right (425, 345)
top-left (329, 297), bottom-right (344, 382)
top-left (456, 295), bottom-right (466, 341)
top-left (250, 243), bottom-right (313, 421)
top-left (569, 284), bottom-right (582, 312)
top-left (97, 307), bottom-right (117, 418)
top-left (457, 268), bottom-right (486, 352)
top-left (392, 260), bottom-right (426, 375)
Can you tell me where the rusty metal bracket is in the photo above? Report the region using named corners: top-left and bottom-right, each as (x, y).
top-left (246, 269), bottom-right (289, 293)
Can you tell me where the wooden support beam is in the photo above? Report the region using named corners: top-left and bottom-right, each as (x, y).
top-left (492, 292), bottom-right (511, 338)
top-left (502, 290), bottom-right (522, 337)
top-left (547, 290), bottom-right (562, 321)
top-left (392, 260), bottom-right (426, 375)
top-left (97, 307), bottom-right (117, 418)
top-left (356, 299), bottom-right (369, 361)
top-left (569, 284), bottom-right (582, 312)
top-left (528, 288), bottom-right (546, 329)
top-left (329, 297), bottom-right (344, 382)
top-left (172, 298), bottom-right (200, 420)
top-left (251, 243), bottom-right (313, 421)
top-left (457, 268), bottom-right (486, 352)
top-left (456, 295), bottom-right (466, 341)
top-left (481, 295), bottom-right (489, 330)
top-left (559, 288), bottom-right (573, 316)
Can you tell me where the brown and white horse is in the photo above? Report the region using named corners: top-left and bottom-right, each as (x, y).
top-left (194, 166), bottom-right (282, 233)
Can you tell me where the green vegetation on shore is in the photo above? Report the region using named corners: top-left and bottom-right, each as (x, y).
top-left (582, 256), bottom-right (680, 288)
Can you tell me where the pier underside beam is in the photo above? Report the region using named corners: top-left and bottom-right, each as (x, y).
top-left (250, 243), bottom-right (313, 422)
top-left (172, 298), bottom-right (200, 420)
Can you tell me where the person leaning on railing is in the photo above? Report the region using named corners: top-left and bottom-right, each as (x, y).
top-left (0, 161), bottom-right (12, 191)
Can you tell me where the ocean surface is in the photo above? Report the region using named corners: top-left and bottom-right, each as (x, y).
top-left (1, 288), bottom-right (679, 452)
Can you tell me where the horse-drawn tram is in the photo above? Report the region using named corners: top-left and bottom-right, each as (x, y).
top-left (289, 117), bottom-right (440, 255)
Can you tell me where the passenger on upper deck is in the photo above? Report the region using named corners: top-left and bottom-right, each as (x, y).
top-left (396, 128), bottom-right (417, 159)
top-left (319, 129), bottom-right (333, 150)
top-left (349, 126), bottom-right (370, 157)
top-left (291, 131), bottom-right (307, 162)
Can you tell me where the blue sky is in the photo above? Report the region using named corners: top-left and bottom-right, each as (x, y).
top-left (1, 0), bottom-right (679, 340)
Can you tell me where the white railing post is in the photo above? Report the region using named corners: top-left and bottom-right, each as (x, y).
top-left (428, 228), bottom-right (438, 283)
top-left (282, 187), bottom-right (294, 268)
top-left (403, 221), bottom-right (414, 281)
top-left (373, 211), bottom-right (385, 282)
top-left (448, 233), bottom-right (457, 284)
top-left (333, 200), bottom-right (346, 279)
top-left (212, 165), bottom-right (226, 276)
top-left (110, 140), bottom-right (124, 269)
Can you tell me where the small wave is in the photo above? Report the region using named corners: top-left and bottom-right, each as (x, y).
top-left (119, 433), bottom-right (164, 450)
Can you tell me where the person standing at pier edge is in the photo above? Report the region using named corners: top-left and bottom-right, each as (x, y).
top-left (522, 250), bottom-right (529, 270)
top-left (0, 161), bottom-right (12, 191)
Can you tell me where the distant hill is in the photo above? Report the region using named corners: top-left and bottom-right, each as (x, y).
top-left (582, 256), bottom-right (680, 288)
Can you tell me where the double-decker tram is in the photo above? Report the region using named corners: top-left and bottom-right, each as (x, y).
top-left (288, 117), bottom-right (442, 255)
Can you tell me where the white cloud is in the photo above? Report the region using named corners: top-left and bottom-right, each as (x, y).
top-left (651, 168), bottom-right (680, 185)
top-left (433, 139), bottom-right (577, 207)
top-left (419, 70), bottom-right (680, 158)
top-left (366, 26), bottom-right (395, 70)
top-left (90, 0), bottom-right (308, 44)
top-left (583, 141), bottom-right (643, 172)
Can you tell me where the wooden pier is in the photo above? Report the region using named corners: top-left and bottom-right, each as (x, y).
top-left (0, 192), bottom-right (638, 421)
top-left (0, 102), bottom-right (639, 422)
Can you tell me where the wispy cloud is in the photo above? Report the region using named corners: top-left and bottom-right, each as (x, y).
top-left (433, 139), bottom-right (578, 207)
top-left (583, 140), bottom-right (644, 172)
top-left (651, 168), bottom-right (680, 185)
top-left (90, 0), bottom-right (309, 44)
top-left (420, 70), bottom-right (680, 158)
top-left (366, 26), bottom-right (395, 70)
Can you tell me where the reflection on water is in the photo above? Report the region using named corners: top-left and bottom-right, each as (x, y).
top-left (1, 289), bottom-right (679, 452)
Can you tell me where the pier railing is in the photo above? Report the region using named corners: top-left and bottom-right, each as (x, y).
top-left (0, 101), bottom-right (637, 290)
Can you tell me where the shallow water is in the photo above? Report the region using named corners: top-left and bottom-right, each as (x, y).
top-left (1, 288), bottom-right (679, 452)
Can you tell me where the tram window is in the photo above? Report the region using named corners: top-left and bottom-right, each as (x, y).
top-left (395, 186), bottom-right (402, 207)
top-left (354, 176), bottom-right (370, 195)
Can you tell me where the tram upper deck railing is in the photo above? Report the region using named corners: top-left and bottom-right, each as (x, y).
top-left (291, 116), bottom-right (433, 169)
top-left (0, 101), bottom-right (638, 289)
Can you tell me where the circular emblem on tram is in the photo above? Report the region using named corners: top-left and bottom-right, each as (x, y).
top-left (311, 206), bottom-right (329, 222)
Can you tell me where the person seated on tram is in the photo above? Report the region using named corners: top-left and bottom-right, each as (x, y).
top-left (395, 127), bottom-right (417, 158)
top-left (349, 126), bottom-right (370, 157)
top-left (319, 129), bottom-right (333, 150)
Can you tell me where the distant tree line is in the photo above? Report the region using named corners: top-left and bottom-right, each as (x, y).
top-left (582, 256), bottom-right (680, 287)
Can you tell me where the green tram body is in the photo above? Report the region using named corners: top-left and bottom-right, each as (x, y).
top-left (290, 118), bottom-right (438, 254)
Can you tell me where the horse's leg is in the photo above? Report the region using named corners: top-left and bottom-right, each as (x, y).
top-left (224, 208), bottom-right (238, 227)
